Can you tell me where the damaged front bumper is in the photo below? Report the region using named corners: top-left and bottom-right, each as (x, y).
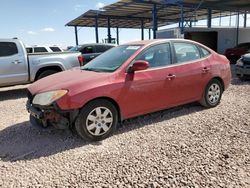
top-left (26, 96), bottom-right (78, 130)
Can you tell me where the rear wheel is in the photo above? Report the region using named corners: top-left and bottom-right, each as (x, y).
top-left (37, 70), bottom-right (58, 80)
top-left (200, 79), bottom-right (223, 108)
top-left (75, 99), bottom-right (118, 141)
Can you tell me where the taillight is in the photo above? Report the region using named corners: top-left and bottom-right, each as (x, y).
top-left (78, 55), bottom-right (84, 66)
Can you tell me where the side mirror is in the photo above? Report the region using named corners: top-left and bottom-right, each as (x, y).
top-left (128, 60), bottom-right (149, 72)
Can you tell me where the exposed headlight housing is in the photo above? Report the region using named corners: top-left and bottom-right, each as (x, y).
top-left (236, 58), bottom-right (244, 66)
top-left (33, 90), bottom-right (68, 106)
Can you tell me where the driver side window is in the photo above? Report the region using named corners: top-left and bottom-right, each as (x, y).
top-left (135, 43), bottom-right (171, 68)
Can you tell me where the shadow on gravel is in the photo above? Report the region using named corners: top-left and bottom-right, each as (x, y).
top-left (0, 103), bottom-right (204, 162)
top-left (0, 88), bottom-right (27, 101)
top-left (0, 121), bottom-right (86, 162)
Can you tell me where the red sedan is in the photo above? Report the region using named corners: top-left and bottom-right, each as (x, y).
top-left (27, 39), bottom-right (231, 141)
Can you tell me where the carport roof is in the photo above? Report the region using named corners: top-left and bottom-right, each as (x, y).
top-left (66, 0), bottom-right (250, 29)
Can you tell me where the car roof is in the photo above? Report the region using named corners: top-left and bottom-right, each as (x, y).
top-left (123, 39), bottom-right (200, 46)
top-left (78, 43), bottom-right (116, 47)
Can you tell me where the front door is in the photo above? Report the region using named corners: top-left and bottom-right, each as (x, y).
top-left (122, 43), bottom-right (174, 118)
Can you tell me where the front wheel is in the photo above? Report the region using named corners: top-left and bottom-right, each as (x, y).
top-left (75, 99), bottom-right (118, 141)
top-left (200, 79), bottom-right (223, 108)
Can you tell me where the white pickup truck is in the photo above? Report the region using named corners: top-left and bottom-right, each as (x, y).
top-left (0, 38), bottom-right (83, 87)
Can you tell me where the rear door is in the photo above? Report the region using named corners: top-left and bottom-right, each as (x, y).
top-left (0, 41), bottom-right (28, 86)
top-left (164, 41), bottom-right (211, 105)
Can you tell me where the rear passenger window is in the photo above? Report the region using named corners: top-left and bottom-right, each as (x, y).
top-left (200, 47), bottom-right (211, 57)
top-left (26, 48), bottom-right (33, 53)
top-left (96, 45), bottom-right (107, 53)
top-left (173, 42), bottom-right (200, 63)
top-left (0, 42), bottom-right (18, 57)
top-left (50, 47), bottom-right (61, 52)
top-left (34, 47), bottom-right (48, 53)
top-left (81, 46), bottom-right (93, 54)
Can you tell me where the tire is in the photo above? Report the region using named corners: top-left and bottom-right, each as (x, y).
top-left (75, 99), bottom-right (118, 141)
top-left (37, 70), bottom-right (58, 80)
top-left (200, 79), bottom-right (223, 108)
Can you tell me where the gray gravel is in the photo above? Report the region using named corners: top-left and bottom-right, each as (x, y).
top-left (0, 79), bottom-right (249, 187)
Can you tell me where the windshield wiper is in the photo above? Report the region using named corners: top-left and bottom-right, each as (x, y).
top-left (81, 67), bottom-right (103, 72)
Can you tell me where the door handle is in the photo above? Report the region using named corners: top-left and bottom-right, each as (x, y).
top-left (12, 60), bottom-right (22, 64)
top-left (166, 74), bottom-right (176, 80)
top-left (202, 67), bottom-right (210, 73)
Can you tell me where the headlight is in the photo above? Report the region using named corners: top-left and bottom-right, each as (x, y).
top-left (236, 58), bottom-right (244, 66)
top-left (33, 90), bottom-right (68, 106)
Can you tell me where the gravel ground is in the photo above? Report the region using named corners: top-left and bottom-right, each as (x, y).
top-left (0, 76), bottom-right (249, 187)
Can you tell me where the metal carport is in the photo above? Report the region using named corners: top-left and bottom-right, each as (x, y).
top-left (66, 0), bottom-right (250, 45)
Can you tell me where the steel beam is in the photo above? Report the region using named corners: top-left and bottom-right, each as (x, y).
top-left (74, 26), bottom-right (79, 46)
top-left (152, 4), bottom-right (158, 39)
top-left (244, 11), bottom-right (247, 28)
top-left (180, 5), bottom-right (184, 34)
top-left (141, 20), bottom-right (144, 40)
top-left (95, 17), bottom-right (99, 43)
top-left (207, 8), bottom-right (212, 28)
top-left (116, 27), bottom-right (119, 45)
top-left (107, 17), bottom-right (111, 43)
top-left (236, 12), bottom-right (240, 46)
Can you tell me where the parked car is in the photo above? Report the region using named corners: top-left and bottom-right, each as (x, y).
top-left (225, 42), bottom-right (250, 63)
top-left (26, 45), bottom-right (64, 54)
top-left (0, 38), bottom-right (83, 87)
top-left (235, 53), bottom-right (250, 80)
top-left (27, 39), bottom-right (231, 141)
top-left (69, 43), bottom-right (115, 64)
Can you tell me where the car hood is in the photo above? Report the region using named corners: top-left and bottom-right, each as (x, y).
top-left (28, 68), bottom-right (112, 95)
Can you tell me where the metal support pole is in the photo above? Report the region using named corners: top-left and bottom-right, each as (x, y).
top-left (141, 20), bottom-right (144, 40)
top-left (180, 5), bottom-right (184, 34)
top-left (149, 29), bottom-right (151, 39)
top-left (236, 11), bottom-right (240, 46)
top-left (74, 26), bottom-right (78, 46)
top-left (219, 11), bottom-right (222, 26)
top-left (244, 11), bottom-right (247, 28)
top-left (116, 27), bottom-right (119, 45)
top-left (152, 4), bottom-right (157, 39)
top-left (107, 17), bottom-right (111, 43)
top-left (229, 11), bottom-right (232, 27)
top-left (95, 17), bottom-right (99, 43)
top-left (207, 8), bottom-right (212, 28)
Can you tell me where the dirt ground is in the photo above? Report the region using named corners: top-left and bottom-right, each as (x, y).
top-left (0, 72), bottom-right (249, 187)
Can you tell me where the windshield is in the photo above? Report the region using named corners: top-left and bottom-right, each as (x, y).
top-left (81, 45), bottom-right (142, 72)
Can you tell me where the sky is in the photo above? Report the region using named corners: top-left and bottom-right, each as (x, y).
top-left (0, 0), bottom-right (146, 48)
top-left (0, 0), bottom-right (249, 48)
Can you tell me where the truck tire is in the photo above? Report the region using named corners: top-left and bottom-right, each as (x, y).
top-left (37, 70), bottom-right (58, 80)
top-left (75, 99), bottom-right (118, 141)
